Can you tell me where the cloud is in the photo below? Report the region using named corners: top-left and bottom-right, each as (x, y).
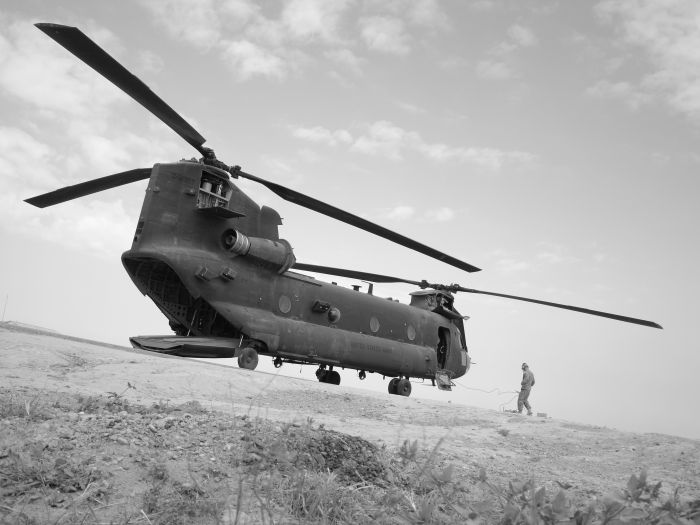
top-left (0, 19), bottom-right (174, 184)
top-left (350, 120), bottom-right (536, 168)
top-left (424, 206), bottom-right (455, 222)
top-left (136, 50), bottom-right (165, 74)
top-left (135, 0), bottom-right (230, 49)
top-left (362, 0), bottom-right (449, 28)
top-left (0, 16), bottom-right (186, 257)
top-left (138, 0), bottom-right (362, 81)
top-left (469, 0), bottom-right (497, 11)
top-left (291, 120), bottom-right (535, 168)
top-left (0, 20), bottom-right (126, 116)
top-left (0, 120), bottom-right (176, 258)
top-left (476, 23), bottom-right (537, 80)
top-left (381, 205), bottom-right (415, 221)
top-left (507, 24), bottom-right (538, 47)
top-left (350, 120), bottom-right (407, 159)
top-left (418, 142), bottom-right (535, 169)
top-left (291, 125), bottom-right (353, 146)
top-left (587, 79), bottom-right (652, 109)
top-left (595, 0), bottom-right (700, 120)
top-left (0, 126), bottom-right (137, 259)
top-left (406, 0), bottom-right (450, 29)
top-left (495, 257), bottom-right (532, 274)
top-left (475, 59), bottom-right (513, 80)
top-left (0, 126), bottom-right (57, 188)
top-left (281, 0), bottom-right (353, 42)
top-left (136, 0), bottom-right (455, 79)
top-left (359, 16), bottom-right (411, 55)
top-left (370, 204), bottom-right (456, 225)
top-left (439, 55), bottom-right (470, 70)
top-left (221, 40), bottom-right (287, 80)
top-left (395, 100), bottom-right (428, 114)
top-left (325, 48), bottom-right (366, 75)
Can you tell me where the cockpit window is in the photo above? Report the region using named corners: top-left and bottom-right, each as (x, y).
top-left (410, 291), bottom-right (453, 312)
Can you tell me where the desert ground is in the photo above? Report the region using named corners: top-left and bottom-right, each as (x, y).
top-left (1, 322), bottom-right (699, 524)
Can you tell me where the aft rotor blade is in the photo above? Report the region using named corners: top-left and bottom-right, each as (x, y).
top-left (293, 263), bottom-right (424, 285)
top-left (455, 286), bottom-right (663, 329)
top-left (35, 23), bottom-right (207, 155)
top-left (25, 168), bottom-right (152, 208)
top-left (293, 263), bottom-right (662, 329)
top-left (238, 170), bottom-right (481, 273)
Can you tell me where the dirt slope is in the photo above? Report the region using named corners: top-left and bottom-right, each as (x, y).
top-left (1, 323), bottom-right (699, 524)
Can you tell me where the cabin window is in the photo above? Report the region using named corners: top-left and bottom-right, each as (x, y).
top-left (407, 324), bottom-right (416, 341)
top-left (370, 316), bottom-right (380, 333)
top-left (278, 295), bottom-right (292, 314)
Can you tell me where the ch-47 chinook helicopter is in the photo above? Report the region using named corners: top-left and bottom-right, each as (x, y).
top-left (26, 23), bottom-right (662, 397)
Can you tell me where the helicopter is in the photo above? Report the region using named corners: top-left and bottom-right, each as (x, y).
top-left (25, 23), bottom-right (662, 398)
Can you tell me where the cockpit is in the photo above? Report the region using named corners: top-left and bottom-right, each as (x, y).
top-left (409, 290), bottom-right (455, 313)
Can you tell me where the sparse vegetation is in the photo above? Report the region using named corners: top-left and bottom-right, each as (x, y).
top-left (2, 385), bottom-right (698, 524)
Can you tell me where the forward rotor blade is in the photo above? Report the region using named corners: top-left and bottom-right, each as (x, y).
top-left (239, 170), bottom-right (481, 273)
top-left (25, 168), bottom-right (152, 208)
top-left (292, 263), bottom-right (423, 285)
top-left (36, 23), bottom-right (207, 155)
top-left (454, 286), bottom-right (663, 329)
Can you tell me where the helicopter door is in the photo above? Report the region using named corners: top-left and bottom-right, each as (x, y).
top-left (437, 327), bottom-right (449, 369)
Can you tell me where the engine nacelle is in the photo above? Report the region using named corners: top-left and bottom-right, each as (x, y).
top-left (222, 229), bottom-right (296, 273)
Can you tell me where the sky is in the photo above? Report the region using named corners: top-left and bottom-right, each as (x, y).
top-left (0, 0), bottom-right (697, 439)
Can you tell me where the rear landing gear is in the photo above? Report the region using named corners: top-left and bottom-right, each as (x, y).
top-left (237, 347), bottom-right (259, 370)
top-left (316, 367), bottom-right (341, 385)
top-left (388, 377), bottom-right (411, 397)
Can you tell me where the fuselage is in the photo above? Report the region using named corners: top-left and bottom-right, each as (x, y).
top-left (122, 161), bottom-right (470, 380)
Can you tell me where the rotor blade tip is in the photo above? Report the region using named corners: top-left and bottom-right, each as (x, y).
top-left (24, 197), bottom-right (44, 208)
top-left (35, 22), bottom-right (65, 30)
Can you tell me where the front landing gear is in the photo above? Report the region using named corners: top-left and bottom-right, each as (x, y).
top-left (316, 366), bottom-right (341, 385)
top-left (388, 377), bottom-right (412, 397)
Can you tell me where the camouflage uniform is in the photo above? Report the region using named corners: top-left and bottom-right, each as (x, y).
top-left (517, 363), bottom-right (535, 415)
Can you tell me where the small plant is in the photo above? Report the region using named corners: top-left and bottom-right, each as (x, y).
top-left (0, 389), bottom-right (47, 419)
top-left (399, 439), bottom-right (420, 464)
top-left (106, 382), bottom-right (136, 401)
top-left (474, 469), bottom-right (700, 525)
top-left (141, 472), bottom-right (223, 524)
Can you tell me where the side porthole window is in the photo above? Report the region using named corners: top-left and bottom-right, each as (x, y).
top-left (370, 316), bottom-right (380, 333)
top-left (407, 324), bottom-right (416, 341)
top-left (278, 295), bottom-right (292, 314)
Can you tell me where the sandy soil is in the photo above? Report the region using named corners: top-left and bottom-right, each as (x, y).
top-left (1, 323), bottom-right (699, 523)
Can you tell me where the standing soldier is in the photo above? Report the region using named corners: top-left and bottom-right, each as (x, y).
top-left (518, 362), bottom-right (535, 415)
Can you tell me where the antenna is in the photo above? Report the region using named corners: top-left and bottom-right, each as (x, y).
top-left (1, 294), bottom-right (7, 322)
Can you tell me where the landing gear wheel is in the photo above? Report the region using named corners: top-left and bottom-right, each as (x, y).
top-left (388, 377), bottom-right (400, 395)
top-left (237, 347), bottom-right (259, 370)
top-left (396, 378), bottom-right (412, 397)
top-left (327, 370), bottom-right (341, 385)
top-left (316, 369), bottom-right (341, 385)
